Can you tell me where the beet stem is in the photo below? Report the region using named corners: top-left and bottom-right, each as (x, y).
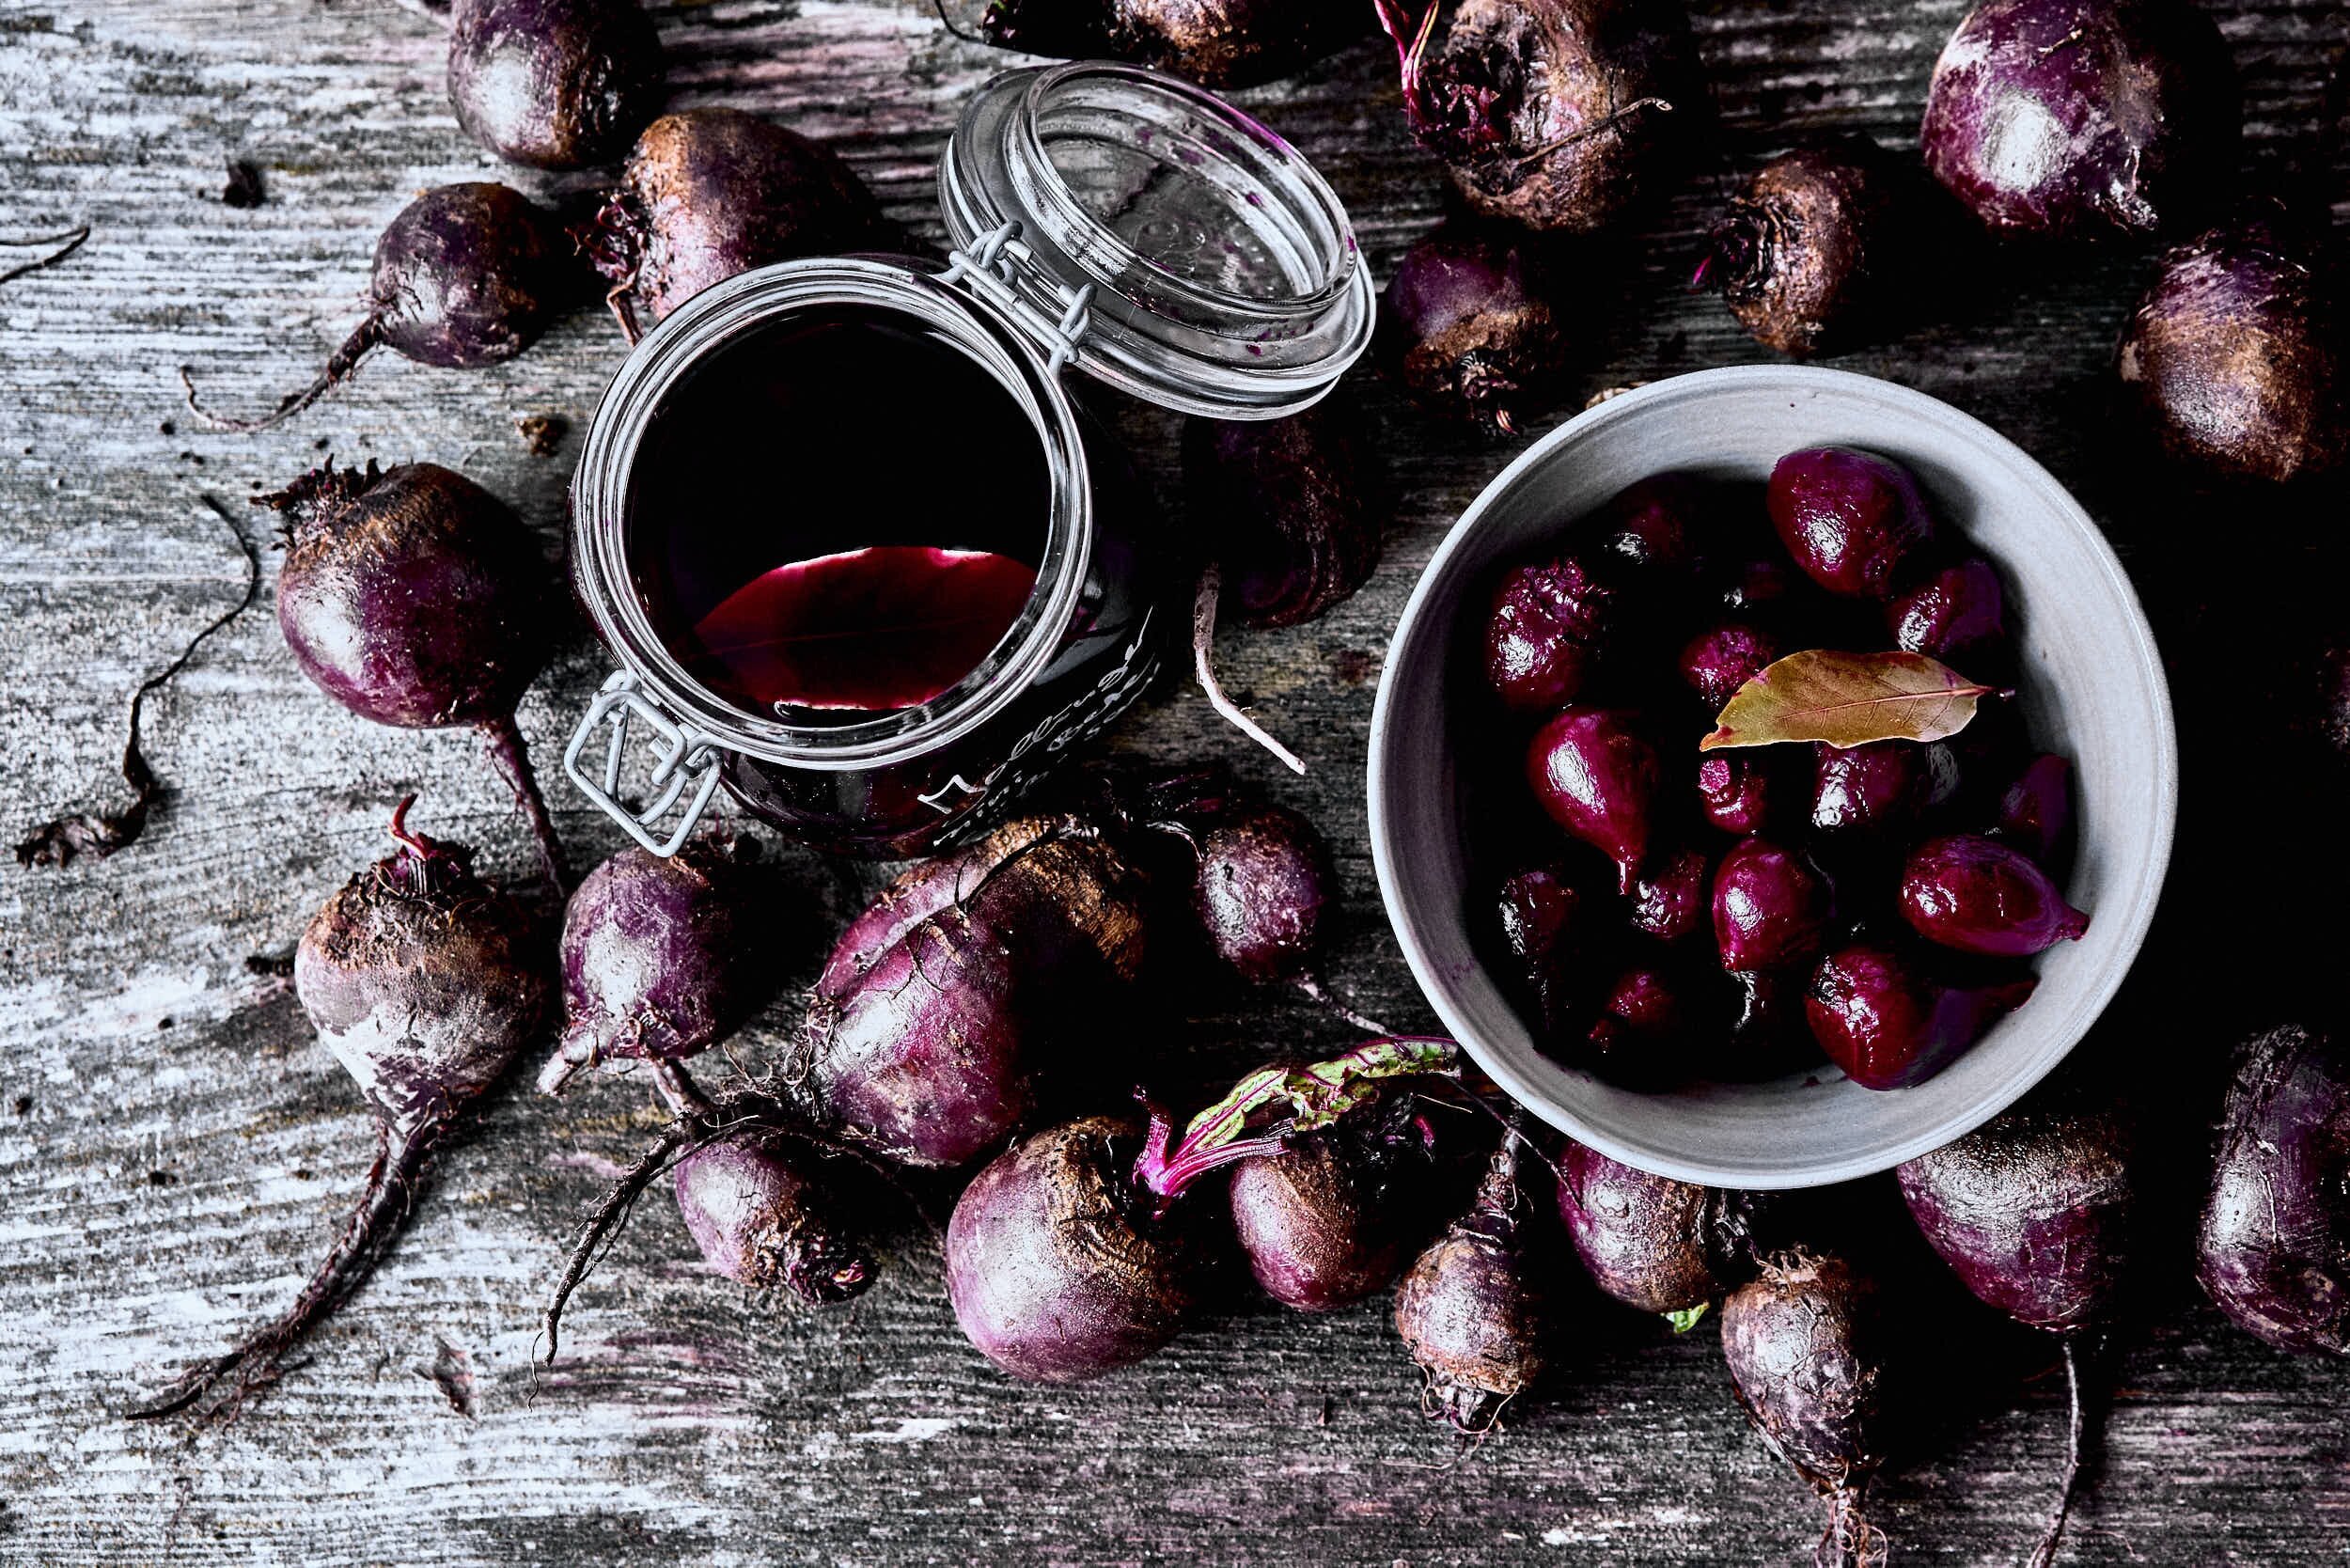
top-left (17, 494), bottom-right (260, 868)
top-left (541, 1120), bottom-right (692, 1363)
top-left (130, 1112), bottom-right (446, 1426)
top-left (2026, 1337), bottom-right (2086, 1568)
top-left (0, 224), bottom-right (90, 286)
top-left (180, 315), bottom-right (384, 433)
top-left (478, 711), bottom-right (572, 894)
top-left (1292, 973), bottom-right (1390, 1035)
top-left (1192, 566), bottom-right (1307, 776)
top-left (650, 1059), bottom-right (714, 1119)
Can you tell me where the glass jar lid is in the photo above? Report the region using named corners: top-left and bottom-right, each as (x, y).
top-left (940, 62), bottom-right (1374, 419)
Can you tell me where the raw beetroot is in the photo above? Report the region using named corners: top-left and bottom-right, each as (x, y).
top-left (673, 1130), bottom-right (871, 1304)
top-left (1229, 1100), bottom-right (1436, 1312)
top-left (447, 0), bottom-right (665, 170)
top-left (1383, 225), bottom-right (1570, 434)
top-left (2197, 1024), bottom-right (2350, 1356)
top-left (1174, 796), bottom-right (1387, 1031)
top-left (1394, 1125), bottom-right (1554, 1430)
top-left (1703, 134), bottom-right (1908, 357)
top-left (977, 0), bottom-right (1371, 86)
top-left (1558, 1139), bottom-right (1766, 1319)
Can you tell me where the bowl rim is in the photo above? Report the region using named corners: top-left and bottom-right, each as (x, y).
top-left (1366, 364), bottom-right (2178, 1188)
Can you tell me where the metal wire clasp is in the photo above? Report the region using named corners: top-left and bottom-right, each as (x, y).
top-left (940, 220), bottom-right (1095, 376)
top-left (560, 671), bottom-right (726, 856)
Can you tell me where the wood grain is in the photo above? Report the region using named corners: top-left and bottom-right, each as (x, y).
top-left (4, 0), bottom-right (2346, 1563)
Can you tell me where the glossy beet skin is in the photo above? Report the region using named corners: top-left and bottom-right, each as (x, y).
top-left (1495, 862), bottom-right (1590, 1036)
top-left (1600, 472), bottom-right (1722, 575)
top-left (2118, 209), bottom-right (2348, 484)
top-left (1920, 0), bottom-right (2238, 241)
top-left (673, 1132), bottom-right (871, 1304)
top-left (1887, 557), bottom-right (2006, 665)
top-left (1583, 964), bottom-right (1692, 1077)
top-left (1395, 1136), bottom-right (1552, 1430)
top-left (1379, 0), bottom-right (1699, 234)
top-left (1766, 446), bottom-right (1937, 598)
top-left (979, 0), bottom-right (1370, 87)
top-left (1525, 707), bottom-right (1663, 892)
top-left (1629, 846), bottom-right (1711, 943)
top-left (2198, 1025), bottom-right (2350, 1356)
top-left (1995, 754), bottom-right (2075, 864)
top-left (579, 109), bottom-right (886, 340)
top-left (1720, 1250), bottom-right (1890, 1562)
top-left (1811, 740), bottom-right (1953, 839)
top-left (1899, 834), bottom-right (2089, 957)
top-left (1484, 556), bottom-right (1616, 710)
top-left (1679, 620), bottom-right (1780, 709)
top-left (1383, 226), bottom-right (1569, 433)
top-left (1707, 134), bottom-right (1906, 357)
top-left (447, 0), bottom-right (664, 170)
top-left (1698, 754), bottom-right (1774, 835)
top-left (1712, 837), bottom-right (1832, 974)
top-left (1899, 1096), bottom-right (2133, 1332)
top-left (1230, 1131), bottom-right (1422, 1311)
top-left (1187, 802), bottom-right (1331, 985)
top-left (1558, 1141), bottom-right (1763, 1314)
top-left (946, 1118), bottom-right (1194, 1382)
top-left (541, 838), bottom-right (768, 1091)
top-left (1183, 394), bottom-right (1385, 630)
top-left (1807, 943), bottom-right (2035, 1090)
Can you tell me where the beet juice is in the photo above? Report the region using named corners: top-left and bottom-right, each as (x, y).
top-left (629, 308), bottom-right (1050, 721)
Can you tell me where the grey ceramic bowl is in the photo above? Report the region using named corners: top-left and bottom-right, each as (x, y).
top-left (1368, 366), bottom-right (2175, 1189)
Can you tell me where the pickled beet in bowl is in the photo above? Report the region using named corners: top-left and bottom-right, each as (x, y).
top-left (1368, 367), bottom-right (2174, 1188)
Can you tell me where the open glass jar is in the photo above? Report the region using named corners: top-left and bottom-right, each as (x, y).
top-left (564, 62), bottom-right (1373, 858)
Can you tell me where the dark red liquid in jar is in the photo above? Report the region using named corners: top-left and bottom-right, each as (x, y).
top-left (627, 308), bottom-right (1050, 720)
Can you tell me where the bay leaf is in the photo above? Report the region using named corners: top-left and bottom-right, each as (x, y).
top-left (1699, 650), bottom-right (2001, 751)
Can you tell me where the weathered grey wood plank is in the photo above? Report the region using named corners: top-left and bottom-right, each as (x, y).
top-left (3, 0), bottom-right (2347, 1563)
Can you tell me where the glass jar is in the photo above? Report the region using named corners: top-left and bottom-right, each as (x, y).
top-left (564, 62), bottom-right (1372, 858)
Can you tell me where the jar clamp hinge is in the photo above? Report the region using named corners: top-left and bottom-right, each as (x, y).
top-left (560, 671), bottom-right (726, 855)
top-left (940, 221), bottom-right (1094, 376)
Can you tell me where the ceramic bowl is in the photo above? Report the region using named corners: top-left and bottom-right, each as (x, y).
top-left (1367, 366), bottom-right (2175, 1189)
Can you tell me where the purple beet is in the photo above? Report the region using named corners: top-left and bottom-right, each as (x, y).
top-left (447, 0), bottom-right (665, 170)
top-left (1230, 1106), bottom-right (1434, 1312)
top-left (673, 1131), bottom-right (871, 1304)
top-left (262, 460), bottom-right (569, 890)
top-left (1583, 963), bottom-right (1694, 1081)
top-left (2118, 208), bottom-right (2347, 484)
top-left (1900, 1094), bottom-right (2136, 1566)
top-left (815, 814), bottom-right (1071, 1000)
top-left (1810, 740), bottom-right (1944, 841)
top-left (1598, 473), bottom-right (1723, 576)
top-left (2198, 1024), bottom-right (2350, 1356)
top-left (1703, 134), bottom-right (1907, 356)
top-left (1697, 754), bottom-right (1774, 835)
top-left (1898, 834), bottom-right (2089, 957)
top-left (1721, 1249), bottom-right (1892, 1568)
top-left (1920, 0), bottom-right (2238, 241)
top-left (1887, 557), bottom-right (2006, 665)
top-left (1182, 798), bottom-right (1386, 1030)
top-left (1373, 0), bottom-right (1697, 233)
top-left (1495, 861), bottom-right (1592, 1038)
top-left (1525, 707), bottom-right (1663, 892)
top-left (1807, 943), bottom-right (2035, 1090)
top-left (1679, 621), bottom-right (1781, 710)
top-left (1383, 225), bottom-right (1569, 433)
top-left (134, 800), bottom-right (550, 1423)
top-left (1628, 845), bottom-right (1711, 944)
top-left (539, 835), bottom-right (771, 1094)
top-left (1712, 837), bottom-right (1831, 975)
top-left (1994, 754), bottom-right (2075, 865)
top-left (185, 182), bottom-right (571, 430)
top-left (1394, 1128), bottom-right (1553, 1431)
top-left (1483, 555), bottom-right (1616, 711)
top-left (1184, 394), bottom-right (1386, 774)
top-left (1559, 1140), bottom-right (1765, 1316)
top-left (577, 108), bottom-right (886, 341)
top-left (1766, 447), bottom-right (1938, 599)
top-left (978, 0), bottom-right (1371, 86)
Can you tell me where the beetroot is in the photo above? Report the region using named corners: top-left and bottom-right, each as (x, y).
top-left (1180, 798), bottom-right (1386, 1031)
top-left (184, 182), bottom-right (570, 430)
top-left (1810, 740), bottom-right (1941, 841)
top-left (539, 835), bottom-right (771, 1094)
top-left (1628, 845), bottom-right (1710, 944)
top-left (1374, 0), bottom-right (1697, 233)
top-left (2198, 1025), bottom-right (2350, 1356)
top-left (674, 1131), bottom-right (870, 1304)
top-left (1920, 0), bottom-right (2238, 240)
top-left (577, 108), bottom-right (886, 341)
top-left (1525, 707), bottom-right (1663, 892)
top-left (1183, 395), bottom-right (1386, 775)
top-left (2118, 208), bottom-right (2347, 484)
top-left (1600, 472), bottom-right (1723, 576)
top-left (1807, 943), bottom-right (2035, 1090)
top-left (979, 0), bottom-right (1370, 86)
top-left (1898, 835), bottom-right (2089, 957)
top-left (262, 460), bottom-right (569, 891)
top-left (1558, 1140), bottom-right (1764, 1319)
top-left (1494, 861), bottom-right (1592, 1039)
top-left (1582, 963), bottom-right (1695, 1081)
top-left (447, 0), bottom-right (664, 169)
top-left (1703, 134), bottom-right (1907, 357)
top-left (1721, 1249), bottom-right (1890, 1568)
top-left (1484, 555), bottom-right (1616, 711)
top-left (1394, 1128), bottom-right (1553, 1430)
top-left (1712, 837), bottom-right (1831, 975)
top-left (1679, 621), bottom-right (1781, 710)
top-left (1767, 447), bottom-right (1937, 599)
top-left (948, 1040), bottom-right (1458, 1381)
top-left (1383, 225), bottom-right (1569, 434)
top-left (1697, 753), bottom-right (1774, 836)
top-left (1888, 557), bottom-right (2007, 665)
top-left (1900, 1095), bottom-right (2136, 1567)
top-left (807, 824), bottom-right (1150, 1168)
top-left (136, 801), bottom-right (550, 1422)
top-left (1230, 1107), bottom-right (1433, 1312)
top-left (1994, 754), bottom-right (2075, 865)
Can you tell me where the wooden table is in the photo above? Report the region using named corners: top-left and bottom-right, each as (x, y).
top-left (6, 1), bottom-right (2346, 1562)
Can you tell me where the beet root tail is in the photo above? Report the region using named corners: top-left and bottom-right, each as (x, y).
top-left (478, 712), bottom-right (572, 895)
top-left (180, 315), bottom-right (383, 432)
top-left (129, 1113), bottom-right (447, 1427)
top-left (540, 1120), bottom-right (693, 1363)
top-left (2026, 1337), bottom-right (2087, 1568)
top-left (1192, 566), bottom-right (1307, 776)
top-left (1816, 1485), bottom-right (1886, 1568)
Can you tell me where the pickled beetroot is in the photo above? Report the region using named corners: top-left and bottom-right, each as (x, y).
top-left (1496, 863), bottom-right (1590, 1035)
top-left (1526, 708), bottom-right (1663, 892)
top-left (1810, 740), bottom-right (1946, 839)
top-left (687, 546), bottom-right (1037, 713)
top-left (1899, 835), bottom-right (2089, 957)
top-left (1887, 557), bottom-right (2005, 664)
top-left (1807, 944), bottom-right (2035, 1090)
top-left (1766, 447), bottom-right (1936, 598)
top-left (1601, 474), bottom-right (1719, 575)
top-left (1587, 964), bottom-right (1691, 1076)
top-left (1679, 621), bottom-right (1781, 709)
top-left (1484, 556), bottom-right (1615, 710)
top-left (1995, 754), bottom-right (2074, 864)
top-left (1713, 837), bottom-right (1831, 974)
top-left (1629, 846), bottom-right (1710, 944)
top-left (1698, 754), bottom-right (1774, 835)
